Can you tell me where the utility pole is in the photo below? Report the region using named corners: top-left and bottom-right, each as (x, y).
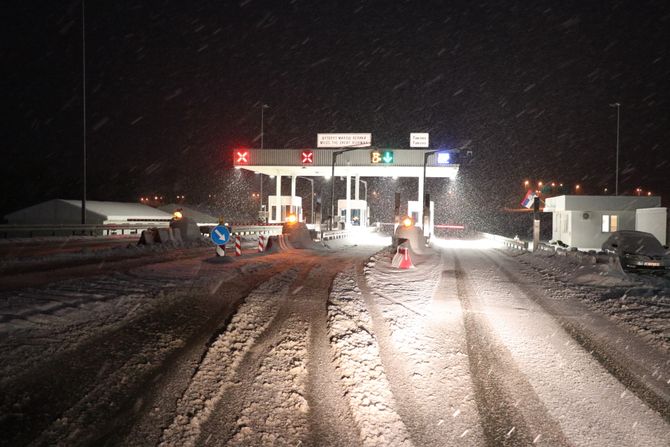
top-left (259, 104), bottom-right (269, 218)
top-left (81, 0), bottom-right (87, 224)
top-left (609, 102), bottom-right (621, 196)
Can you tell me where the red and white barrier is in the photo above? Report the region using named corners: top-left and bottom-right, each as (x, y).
top-left (235, 235), bottom-right (242, 256)
top-left (216, 245), bottom-right (226, 257)
top-left (391, 245), bottom-right (414, 269)
top-left (258, 234), bottom-right (266, 252)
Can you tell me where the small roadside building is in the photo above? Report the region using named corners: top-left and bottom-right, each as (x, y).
top-left (5, 199), bottom-right (173, 225)
top-left (543, 195), bottom-right (667, 249)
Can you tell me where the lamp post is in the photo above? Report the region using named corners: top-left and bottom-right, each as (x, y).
top-left (81, 0), bottom-right (87, 224)
top-left (360, 179), bottom-right (368, 226)
top-left (298, 176), bottom-right (314, 224)
top-left (609, 102), bottom-right (621, 196)
top-left (421, 150), bottom-right (439, 233)
top-left (260, 103), bottom-right (269, 149)
top-left (258, 103), bottom-right (269, 217)
top-left (330, 147), bottom-right (363, 230)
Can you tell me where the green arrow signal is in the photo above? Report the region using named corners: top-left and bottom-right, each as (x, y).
top-left (382, 151), bottom-right (394, 163)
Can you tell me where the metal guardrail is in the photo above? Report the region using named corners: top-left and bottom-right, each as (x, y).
top-left (321, 230), bottom-right (348, 240)
top-left (480, 232), bottom-right (529, 251)
top-left (0, 223), bottom-right (284, 239)
top-left (0, 223), bottom-right (168, 238)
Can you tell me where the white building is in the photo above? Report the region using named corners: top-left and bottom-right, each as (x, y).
top-left (5, 199), bottom-right (173, 225)
top-left (543, 195), bottom-right (667, 248)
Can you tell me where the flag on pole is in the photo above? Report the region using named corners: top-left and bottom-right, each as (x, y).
top-left (521, 190), bottom-right (537, 209)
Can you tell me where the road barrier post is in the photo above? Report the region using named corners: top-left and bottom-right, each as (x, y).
top-left (235, 235), bottom-right (242, 256)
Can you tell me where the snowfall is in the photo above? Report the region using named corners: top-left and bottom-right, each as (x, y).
top-left (1, 232), bottom-right (669, 446)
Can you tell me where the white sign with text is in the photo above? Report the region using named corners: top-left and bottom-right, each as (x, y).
top-left (410, 133), bottom-right (429, 147)
top-left (317, 133), bottom-right (372, 148)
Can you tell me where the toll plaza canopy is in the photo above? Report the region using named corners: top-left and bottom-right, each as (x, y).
top-left (233, 148), bottom-right (460, 229)
top-left (233, 148), bottom-right (459, 178)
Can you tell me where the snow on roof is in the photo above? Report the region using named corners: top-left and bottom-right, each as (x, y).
top-left (544, 195), bottom-right (661, 212)
top-left (5, 199), bottom-right (172, 222)
top-left (58, 200), bottom-right (173, 220)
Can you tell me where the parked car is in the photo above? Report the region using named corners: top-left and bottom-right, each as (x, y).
top-left (601, 230), bottom-right (670, 271)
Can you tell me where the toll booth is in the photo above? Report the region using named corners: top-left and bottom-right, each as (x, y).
top-left (268, 196), bottom-right (303, 223)
top-left (408, 200), bottom-right (434, 238)
top-left (337, 199), bottom-right (369, 229)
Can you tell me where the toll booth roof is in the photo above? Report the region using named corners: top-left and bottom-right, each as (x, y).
top-left (233, 148), bottom-right (459, 178)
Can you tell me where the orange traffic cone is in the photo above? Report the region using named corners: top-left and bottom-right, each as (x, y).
top-left (392, 245), bottom-right (414, 269)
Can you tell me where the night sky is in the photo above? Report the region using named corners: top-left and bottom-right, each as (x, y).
top-left (3, 1), bottom-right (669, 224)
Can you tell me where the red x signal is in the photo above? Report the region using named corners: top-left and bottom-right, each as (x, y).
top-left (235, 150), bottom-right (249, 164)
top-left (301, 150), bottom-right (314, 164)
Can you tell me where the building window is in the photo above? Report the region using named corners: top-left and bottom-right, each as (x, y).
top-left (602, 214), bottom-right (618, 232)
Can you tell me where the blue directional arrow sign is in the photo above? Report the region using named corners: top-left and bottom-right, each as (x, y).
top-left (382, 151), bottom-right (394, 163)
top-left (210, 225), bottom-right (231, 245)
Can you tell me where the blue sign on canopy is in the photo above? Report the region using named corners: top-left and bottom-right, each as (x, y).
top-left (210, 225), bottom-right (231, 245)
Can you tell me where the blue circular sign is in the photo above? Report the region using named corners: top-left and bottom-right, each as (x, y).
top-left (210, 225), bottom-right (231, 245)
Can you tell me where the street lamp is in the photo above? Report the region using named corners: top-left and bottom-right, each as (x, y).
top-left (260, 103), bottom-right (269, 149)
top-left (421, 150), bottom-right (440, 233)
top-left (609, 102), bottom-right (621, 195)
top-left (81, 0), bottom-right (87, 224)
top-left (297, 176), bottom-right (314, 224)
top-left (360, 179), bottom-right (368, 227)
top-left (258, 103), bottom-right (270, 217)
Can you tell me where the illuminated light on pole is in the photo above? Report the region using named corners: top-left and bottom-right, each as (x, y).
top-left (524, 180), bottom-right (530, 187)
top-left (575, 184), bottom-right (581, 193)
top-left (647, 191), bottom-right (652, 196)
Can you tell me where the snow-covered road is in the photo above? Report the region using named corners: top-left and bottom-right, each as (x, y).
top-left (1, 235), bottom-right (668, 446)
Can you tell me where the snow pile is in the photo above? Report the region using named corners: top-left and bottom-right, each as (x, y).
top-left (509, 247), bottom-right (670, 353)
top-left (160, 268), bottom-right (298, 447)
top-left (327, 269), bottom-right (413, 447)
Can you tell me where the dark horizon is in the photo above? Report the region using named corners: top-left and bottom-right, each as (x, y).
top-left (3, 1), bottom-right (669, 220)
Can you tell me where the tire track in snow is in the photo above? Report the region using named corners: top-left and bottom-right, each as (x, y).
top-left (359, 251), bottom-right (484, 446)
top-left (454, 255), bottom-right (571, 446)
top-left (223, 318), bottom-right (310, 445)
top-left (194, 264), bottom-right (317, 445)
top-left (327, 267), bottom-right (413, 447)
top-left (159, 268), bottom-right (299, 447)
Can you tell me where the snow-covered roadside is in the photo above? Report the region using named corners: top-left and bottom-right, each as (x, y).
top-left (0, 238), bottom-right (212, 273)
top-left (458, 249), bottom-right (670, 446)
top-left (511, 248), bottom-right (670, 353)
top-left (0, 273), bottom-right (183, 377)
top-left (327, 268), bottom-right (413, 447)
